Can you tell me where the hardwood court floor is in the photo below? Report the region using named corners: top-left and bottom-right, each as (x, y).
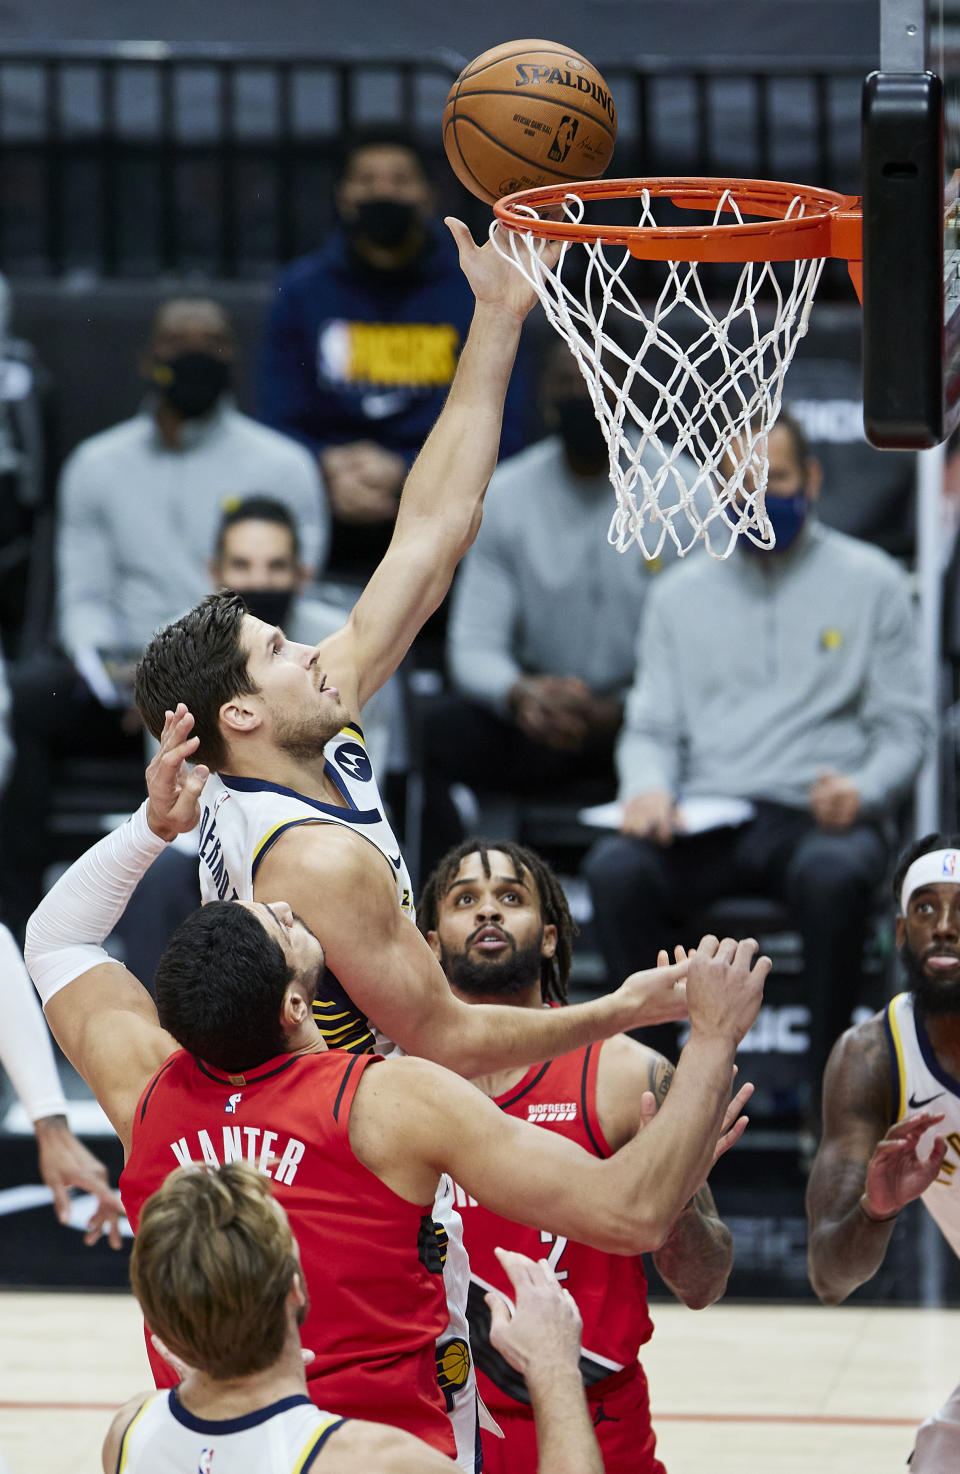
top-left (0, 1293), bottom-right (955, 1473)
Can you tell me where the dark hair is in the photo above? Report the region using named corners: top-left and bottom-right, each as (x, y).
top-left (417, 838), bottom-right (577, 1005)
top-left (892, 832), bottom-right (960, 911)
top-left (214, 496), bottom-right (301, 563)
top-left (135, 590), bottom-right (256, 770)
top-left (130, 1162), bottom-right (299, 1380)
top-left (335, 122), bottom-right (432, 184)
top-left (154, 902), bottom-right (291, 1071)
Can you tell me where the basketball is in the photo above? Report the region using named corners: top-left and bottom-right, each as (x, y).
top-left (442, 39), bottom-right (617, 206)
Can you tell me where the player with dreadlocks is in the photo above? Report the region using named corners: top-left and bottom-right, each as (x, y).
top-left (418, 839), bottom-right (745, 1474)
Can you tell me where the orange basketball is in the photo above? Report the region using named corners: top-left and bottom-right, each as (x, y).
top-left (442, 39), bottom-right (617, 206)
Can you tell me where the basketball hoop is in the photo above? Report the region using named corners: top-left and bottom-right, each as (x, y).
top-left (492, 177), bottom-right (862, 559)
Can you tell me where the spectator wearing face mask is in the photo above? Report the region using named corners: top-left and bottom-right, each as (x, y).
top-left (258, 124), bottom-right (530, 584)
top-left (0, 298), bottom-right (326, 942)
top-left (416, 339), bottom-right (687, 873)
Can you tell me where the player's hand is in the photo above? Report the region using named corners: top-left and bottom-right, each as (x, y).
top-left (809, 770), bottom-right (861, 830)
top-left (615, 953), bottom-right (689, 1027)
top-left (685, 935), bottom-right (769, 1047)
top-left (486, 1248), bottom-right (582, 1379)
top-left (34, 1115), bottom-right (125, 1249)
top-left (709, 1078), bottom-right (754, 1167)
top-left (445, 217), bottom-right (560, 322)
top-left (620, 789), bottom-right (680, 845)
top-left (860, 1112), bottom-right (948, 1220)
top-left (145, 705), bottom-right (210, 842)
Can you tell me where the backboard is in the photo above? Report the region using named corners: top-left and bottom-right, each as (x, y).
top-left (862, 0), bottom-right (960, 447)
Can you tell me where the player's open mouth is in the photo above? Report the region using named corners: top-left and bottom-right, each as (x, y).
top-left (471, 926), bottom-right (510, 952)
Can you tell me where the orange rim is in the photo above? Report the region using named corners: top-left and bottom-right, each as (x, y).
top-left (492, 176), bottom-right (863, 265)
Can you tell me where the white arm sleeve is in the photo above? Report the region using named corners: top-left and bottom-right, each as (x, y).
top-left (25, 801), bottom-right (168, 1007)
top-left (0, 924), bottom-right (69, 1121)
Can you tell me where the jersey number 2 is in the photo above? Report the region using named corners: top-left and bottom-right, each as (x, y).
top-left (539, 1230), bottom-right (569, 1282)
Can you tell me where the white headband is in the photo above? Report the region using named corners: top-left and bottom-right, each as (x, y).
top-left (900, 850), bottom-right (960, 914)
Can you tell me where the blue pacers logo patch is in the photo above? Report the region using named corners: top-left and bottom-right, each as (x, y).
top-left (334, 742), bottom-right (372, 783)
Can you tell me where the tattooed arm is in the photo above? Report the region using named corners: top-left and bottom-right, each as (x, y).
top-left (595, 1036), bottom-right (735, 1309)
top-left (806, 1015), bottom-right (945, 1305)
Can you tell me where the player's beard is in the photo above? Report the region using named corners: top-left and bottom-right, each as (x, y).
top-left (439, 933), bottom-right (545, 999)
top-left (272, 705), bottom-right (343, 762)
top-left (900, 939), bottom-right (960, 1015)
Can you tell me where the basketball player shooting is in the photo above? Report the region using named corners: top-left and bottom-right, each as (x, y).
top-left (133, 221), bottom-right (694, 1077)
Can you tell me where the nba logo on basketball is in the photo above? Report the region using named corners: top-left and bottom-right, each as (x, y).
top-left (943, 853), bottom-right (958, 877)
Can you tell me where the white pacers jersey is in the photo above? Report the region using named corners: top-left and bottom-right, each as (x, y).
top-left (195, 722), bottom-right (479, 1473)
top-left (116, 1388), bottom-right (343, 1473)
top-left (885, 992), bottom-right (960, 1258)
top-left (197, 721), bottom-right (413, 1055)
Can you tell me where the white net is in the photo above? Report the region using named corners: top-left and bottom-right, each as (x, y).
top-left (492, 187), bottom-right (827, 559)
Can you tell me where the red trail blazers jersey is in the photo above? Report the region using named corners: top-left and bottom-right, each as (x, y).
top-left (456, 1043), bottom-right (654, 1400)
top-left (119, 1049), bottom-right (455, 1459)
top-left (455, 1041), bottom-right (664, 1474)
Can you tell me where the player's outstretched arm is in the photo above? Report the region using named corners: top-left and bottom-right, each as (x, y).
top-left (24, 706), bottom-right (206, 1151)
top-left (349, 937), bottom-right (768, 1253)
top-left (598, 1032), bottom-right (739, 1308)
top-left (256, 826), bottom-right (691, 1078)
top-left (806, 1017), bottom-right (946, 1304)
top-left (332, 220), bottom-right (553, 708)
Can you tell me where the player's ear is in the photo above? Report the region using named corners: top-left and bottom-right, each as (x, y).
top-left (424, 929), bottom-right (442, 962)
top-left (279, 981), bottom-right (309, 1030)
top-left (219, 696), bottom-right (262, 736)
top-left (894, 914), bottom-right (906, 948)
top-left (541, 923), bottom-right (558, 960)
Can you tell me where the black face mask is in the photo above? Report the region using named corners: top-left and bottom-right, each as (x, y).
top-left (236, 587), bottom-right (295, 628)
top-left (552, 397), bottom-right (608, 467)
top-left (347, 198), bottom-right (419, 250)
top-left (153, 351), bottom-right (231, 419)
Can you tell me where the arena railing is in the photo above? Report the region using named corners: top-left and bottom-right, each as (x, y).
top-left (0, 43), bottom-right (876, 288)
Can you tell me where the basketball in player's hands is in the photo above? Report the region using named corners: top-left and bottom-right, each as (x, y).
top-left (443, 39), bottom-right (617, 205)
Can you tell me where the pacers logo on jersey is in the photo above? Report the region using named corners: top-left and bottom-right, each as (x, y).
top-left (435, 1337), bottom-right (471, 1411)
top-left (334, 742), bottom-right (372, 784)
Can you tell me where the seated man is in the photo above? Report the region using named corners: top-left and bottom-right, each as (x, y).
top-left (107, 1161), bottom-right (601, 1474)
top-left (26, 707), bottom-right (767, 1467)
top-left (0, 297), bottom-right (326, 940)
top-left (419, 339), bottom-right (677, 871)
top-left (419, 838), bottom-right (741, 1474)
top-left (258, 123), bottom-right (528, 583)
top-left (806, 831), bottom-right (960, 1472)
top-left (584, 409), bottom-right (931, 1085)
